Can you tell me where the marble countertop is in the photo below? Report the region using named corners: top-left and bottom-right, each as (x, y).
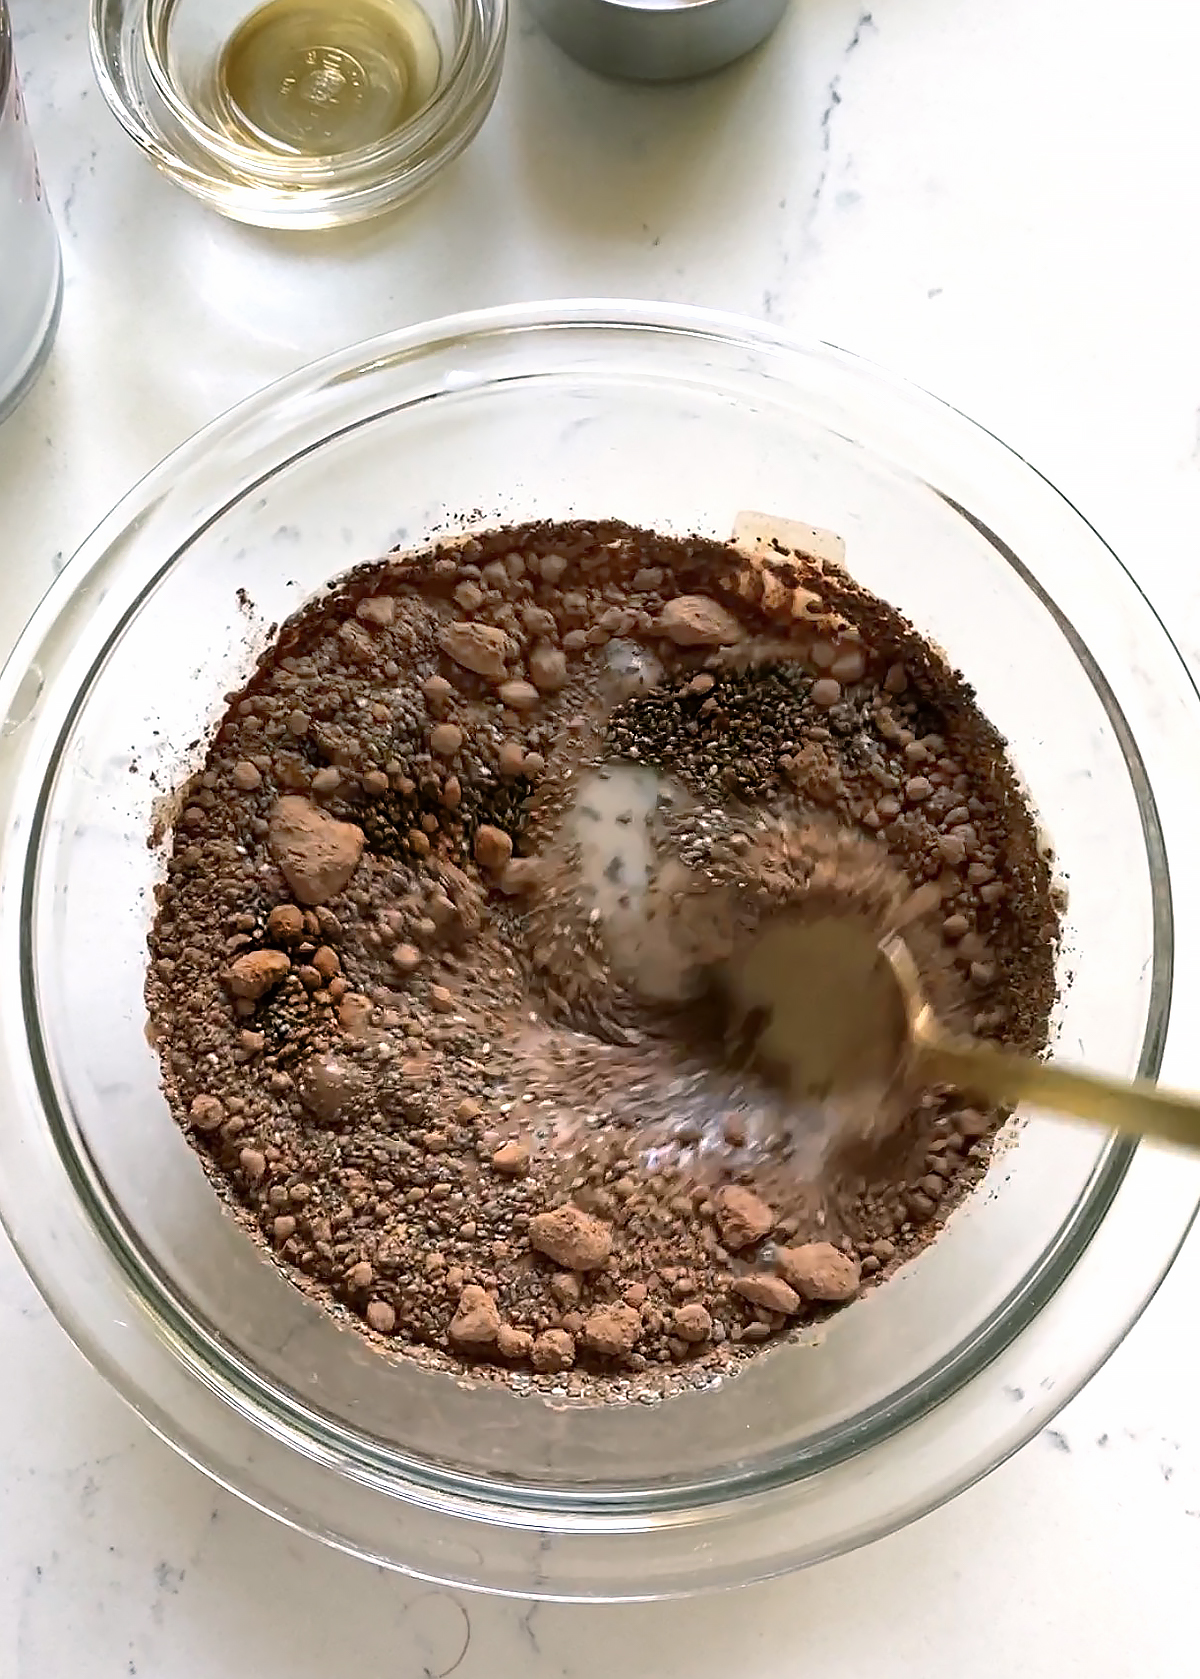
top-left (4, 0), bottom-right (1200, 1672)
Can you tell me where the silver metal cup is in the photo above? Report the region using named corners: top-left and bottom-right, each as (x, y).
top-left (0, 2), bottom-right (62, 423)
top-left (529, 0), bottom-right (789, 83)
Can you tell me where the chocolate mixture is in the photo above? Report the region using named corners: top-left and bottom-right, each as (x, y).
top-left (146, 519), bottom-right (1060, 1402)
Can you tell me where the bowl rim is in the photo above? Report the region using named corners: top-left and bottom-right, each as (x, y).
top-left (2, 298), bottom-right (1199, 1597)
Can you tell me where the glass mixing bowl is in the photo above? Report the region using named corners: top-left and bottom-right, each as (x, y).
top-left (2, 301), bottom-right (1199, 1600)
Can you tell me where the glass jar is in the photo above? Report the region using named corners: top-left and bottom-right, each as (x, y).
top-left (0, 1), bottom-right (62, 422)
top-left (89, 0), bottom-right (506, 228)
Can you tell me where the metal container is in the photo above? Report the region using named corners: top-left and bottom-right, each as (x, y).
top-left (529, 0), bottom-right (788, 82)
top-left (0, 1), bottom-right (61, 422)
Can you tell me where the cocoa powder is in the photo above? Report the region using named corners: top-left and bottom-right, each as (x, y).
top-left (145, 519), bottom-right (1060, 1402)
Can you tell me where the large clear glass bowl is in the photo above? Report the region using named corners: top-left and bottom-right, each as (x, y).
top-left (2, 301), bottom-right (1199, 1600)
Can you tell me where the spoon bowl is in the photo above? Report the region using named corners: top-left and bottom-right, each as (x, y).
top-left (727, 913), bottom-right (1200, 1155)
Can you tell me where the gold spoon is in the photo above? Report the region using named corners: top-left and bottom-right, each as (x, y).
top-left (725, 913), bottom-right (1200, 1151)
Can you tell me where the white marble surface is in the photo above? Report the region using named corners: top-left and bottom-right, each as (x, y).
top-left (4, 0), bottom-right (1200, 1672)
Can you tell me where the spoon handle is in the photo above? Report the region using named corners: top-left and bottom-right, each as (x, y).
top-left (912, 1029), bottom-right (1200, 1152)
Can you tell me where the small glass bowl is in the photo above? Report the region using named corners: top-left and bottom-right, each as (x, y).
top-left (89, 0), bottom-right (506, 227)
top-left (2, 302), bottom-right (1200, 1599)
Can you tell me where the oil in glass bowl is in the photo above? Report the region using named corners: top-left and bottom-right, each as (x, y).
top-left (212, 0), bottom-right (441, 157)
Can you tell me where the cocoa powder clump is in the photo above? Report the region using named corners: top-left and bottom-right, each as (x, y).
top-left (777, 1242), bottom-right (862, 1302)
top-left (714, 1186), bottom-right (775, 1251)
top-left (529, 1206), bottom-right (612, 1271)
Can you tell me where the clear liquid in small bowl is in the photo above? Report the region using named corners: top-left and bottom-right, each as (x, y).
top-left (212, 0), bottom-right (441, 157)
